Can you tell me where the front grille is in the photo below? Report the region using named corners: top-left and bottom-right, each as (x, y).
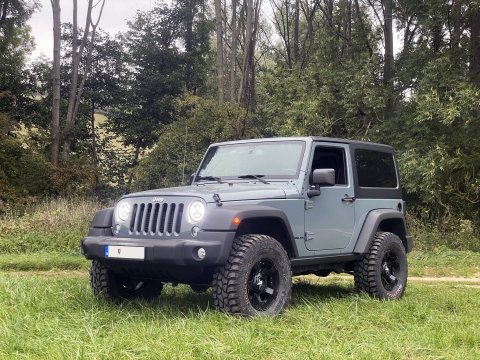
top-left (129, 202), bottom-right (184, 236)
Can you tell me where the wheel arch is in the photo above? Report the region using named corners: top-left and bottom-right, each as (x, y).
top-left (202, 205), bottom-right (299, 258)
top-left (354, 209), bottom-right (411, 254)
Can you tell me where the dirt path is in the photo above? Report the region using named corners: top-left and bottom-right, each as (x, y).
top-left (409, 276), bottom-right (480, 283)
top-left (2, 270), bottom-right (480, 286)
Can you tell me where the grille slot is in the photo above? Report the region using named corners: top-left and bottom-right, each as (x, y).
top-left (129, 201), bottom-right (184, 236)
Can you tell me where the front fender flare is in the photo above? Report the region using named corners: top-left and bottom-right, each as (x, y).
top-left (201, 204), bottom-right (297, 254)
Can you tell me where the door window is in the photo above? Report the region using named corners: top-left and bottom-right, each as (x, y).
top-left (310, 147), bottom-right (348, 185)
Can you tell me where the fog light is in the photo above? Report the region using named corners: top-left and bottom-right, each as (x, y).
top-left (191, 226), bottom-right (200, 237)
top-left (113, 224), bottom-right (121, 235)
top-left (197, 248), bottom-right (206, 260)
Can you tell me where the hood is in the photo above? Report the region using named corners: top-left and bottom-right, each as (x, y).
top-left (124, 182), bottom-right (299, 203)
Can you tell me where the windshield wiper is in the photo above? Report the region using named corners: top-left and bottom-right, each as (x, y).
top-left (196, 175), bottom-right (224, 184)
top-left (237, 174), bottom-right (269, 184)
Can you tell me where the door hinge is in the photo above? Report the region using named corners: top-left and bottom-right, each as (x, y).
top-left (305, 231), bottom-right (314, 241)
top-left (305, 200), bottom-right (314, 210)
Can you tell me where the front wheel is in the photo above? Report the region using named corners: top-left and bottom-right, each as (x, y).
top-left (212, 234), bottom-right (292, 316)
top-left (354, 232), bottom-right (408, 299)
top-left (90, 260), bottom-right (163, 301)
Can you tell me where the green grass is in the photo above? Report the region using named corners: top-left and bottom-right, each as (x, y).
top-left (0, 273), bottom-right (479, 359)
top-left (0, 198), bottom-right (102, 253)
top-left (0, 253), bottom-right (89, 271)
top-left (409, 250), bottom-right (480, 277)
top-left (1, 250), bottom-right (479, 278)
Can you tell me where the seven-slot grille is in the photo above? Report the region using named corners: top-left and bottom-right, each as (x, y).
top-left (129, 202), bottom-right (184, 236)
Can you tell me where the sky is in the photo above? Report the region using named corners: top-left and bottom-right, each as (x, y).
top-left (28, 0), bottom-right (155, 60)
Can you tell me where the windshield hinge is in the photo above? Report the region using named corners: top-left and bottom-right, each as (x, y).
top-left (305, 232), bottom-right (314, 241)
top-left (305, 200), bottom-right (314, 210)
top-left (213, 193), bottom-right (223, 206)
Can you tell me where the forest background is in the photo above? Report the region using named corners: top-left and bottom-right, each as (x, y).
top-left (1, 0), bottom-right (479, 251)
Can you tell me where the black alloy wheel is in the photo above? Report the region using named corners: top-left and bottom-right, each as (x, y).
top-left (247, 259), bottom-right (280, 311)
top-left (353, 232), bottom-right (408, 299)
top-left (380, 251), bottom-right (400, 291)
top-left (212, 234), bottom-right (292, 316)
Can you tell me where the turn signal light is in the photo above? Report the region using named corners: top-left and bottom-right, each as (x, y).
top-left (232, 217), bottom-right (241, 225)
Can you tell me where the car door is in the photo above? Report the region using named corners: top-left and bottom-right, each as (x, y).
top-left (304, 143), bottom-right (355, 251)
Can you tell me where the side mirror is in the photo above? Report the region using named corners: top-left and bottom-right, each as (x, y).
top-left (312, 168), bottom-right (335, 186)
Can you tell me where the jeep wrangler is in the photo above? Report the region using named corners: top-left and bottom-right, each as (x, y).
top-left (82, 137), bottom-right (413, 316)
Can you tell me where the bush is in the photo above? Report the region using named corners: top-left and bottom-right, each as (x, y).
top-left (408, 216), bottom-right (480, 252)
top-left (0, 115), bottom-right (52, 210)
top-left (0, 197), bottom-right (103, 253)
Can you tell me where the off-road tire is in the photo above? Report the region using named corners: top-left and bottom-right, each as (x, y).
top-left (90, 260), bottom-right (163, 301)
top-left (354, 232), bottom-right (408, 299)
top-left (212, 234), bottom-right (292, 316)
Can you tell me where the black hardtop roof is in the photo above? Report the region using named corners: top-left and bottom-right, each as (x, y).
top-left (211, 136), bottom-right (394, 152)
top-left (310, 136), bottom-right (394, 151)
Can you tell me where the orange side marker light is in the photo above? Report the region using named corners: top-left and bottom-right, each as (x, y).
top-left (232, 217), bottom-right (241, 225)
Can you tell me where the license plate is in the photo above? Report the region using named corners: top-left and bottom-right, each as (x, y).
top-left (104, 245), bottom-right (145, 260)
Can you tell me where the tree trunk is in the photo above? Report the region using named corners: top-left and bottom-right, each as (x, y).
top-left (50, 0), bottom-right (61, 167)
top-left (215, 0), bottom-right (224, 103)
top-left (229, 0), bottom-right (238, 101)
top-left (63, 0), bottom-right (94, 159)
top-left (451, 0), bottom-right (462, 52)
top-left (90, 100), bottom-right (97, 163)
top-left (383, 0), bottom-right (394, 118)
top-left (354, 0), bottom-right (373, 57)
top-left (383, 0), bottom-right (394, 87)
top-left (184, 0), bottom-right (195, 93)
top-left (238, 0), bottom-right (253, 106)
top-left (470, 6), bottom-right (480, 85)
top-left (0, 0), bottom-right (9, 30)
top-left (293, 0), bottom-right (300, 62)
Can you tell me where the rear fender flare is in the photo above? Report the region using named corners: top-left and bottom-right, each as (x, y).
top-left (354, 209), bottom-right (409, 253)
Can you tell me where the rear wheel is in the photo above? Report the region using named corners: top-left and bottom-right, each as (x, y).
top-left (354, 232), bottom-right (408, 299)
top-left (90, 260), bottom-right (163, 301)
top-left (212, 234), bottom-right (292, 316)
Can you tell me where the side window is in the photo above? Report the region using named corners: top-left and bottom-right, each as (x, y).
top-left (355, 149), bottom-right (397, 188)
top-left (310, 147), bottom-right (347, 185)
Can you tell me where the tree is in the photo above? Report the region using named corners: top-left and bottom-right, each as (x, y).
top-left (62, 0), bottom-right (105, 160)
top-left (470, 4), bottom-right (480, 85)
top-left (215, 0), bottom-right (224, 102)
top-left (107, 1), bottom-right (211, 184)
top-left (50, 0), bottom-right (60, 167)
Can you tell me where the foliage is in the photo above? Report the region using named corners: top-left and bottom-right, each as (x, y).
top-left (377, 56), bottom-right (480, 226)
top-left (107, 1), bottom-right (212, 152)
top-left (132, 95), bottom-right (259, 190)
top-left (0, 115), bottom-right (52, 211)
top-left (0, 197), bottom-right (102, 253)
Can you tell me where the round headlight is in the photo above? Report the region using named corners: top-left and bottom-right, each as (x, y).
top-left (187, 201), bottom-right (206, 223)
top-left (116, 201), bottom-right (131, 222)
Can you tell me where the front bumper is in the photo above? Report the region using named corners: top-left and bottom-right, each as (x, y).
top-left (81, 230), bottom-right (236, 266)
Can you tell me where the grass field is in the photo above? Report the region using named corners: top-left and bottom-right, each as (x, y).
top-left (0, 252), bottom-right (479, 359)
top-left (0, 270), bottom-right (479, 359)
top-left (1, 250), bottom-right (479, 277)
top-left (1, 199), bottom-right (479, 358)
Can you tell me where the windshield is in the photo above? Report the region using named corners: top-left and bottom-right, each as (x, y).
top-left (196, 141), bottom-right (306, 180)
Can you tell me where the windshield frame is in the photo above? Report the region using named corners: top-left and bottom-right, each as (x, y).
top-left (194, 140), bottom-right (307, 181)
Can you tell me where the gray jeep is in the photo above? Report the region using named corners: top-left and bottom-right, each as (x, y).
top-left (82, 137), bottom-right (413, 316)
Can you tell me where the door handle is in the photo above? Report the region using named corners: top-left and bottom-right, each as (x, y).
top-left (342, 195), bottom-right (355, 203)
